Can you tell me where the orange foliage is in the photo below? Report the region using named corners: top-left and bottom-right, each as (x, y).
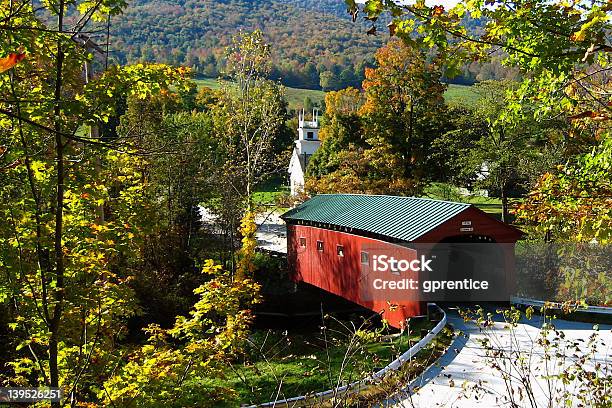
top-left (324, 87), bottom-right (364, 117)
top-left (0, 53), bottom-right (26, 73)
top-left (307, 39), bottom-right (447, 197)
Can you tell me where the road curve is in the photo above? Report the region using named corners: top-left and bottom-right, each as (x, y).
top-left (383, 308), bottom-right (612, 408)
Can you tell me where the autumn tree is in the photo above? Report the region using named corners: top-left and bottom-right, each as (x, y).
top-left (349, 0), bottom-right (611, 237)
top-left (213, 31), bottom-right (289, 208)
top-left (195, 86), bottom-right (221, 111)
top-left (516, 138), bottom-right (612, 243)
top-left (308, 40), bottom-right (449, 196)
top-left (360, 38), bottom-right (448, 195)
top-left (102, 213), bottom-right (262, 407)
top-left (307, 87), bottom-right (365, 180)
top-left (207, 31), bottom-right (291, 272)
top-left (0, 1), bottom-right (188, 405)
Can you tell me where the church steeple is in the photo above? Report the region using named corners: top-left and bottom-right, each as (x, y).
top-left (298, 109), bottom-right (320, 141)
top-left (289, 109), bottom-right (322, 196)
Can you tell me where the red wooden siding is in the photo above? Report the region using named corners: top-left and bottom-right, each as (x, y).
top-left (287, 224), bottom-right (425, 329)
top-left (286, 206), bottom-right (522, 328)
top-left (414, 206), bottom-right (522, 243)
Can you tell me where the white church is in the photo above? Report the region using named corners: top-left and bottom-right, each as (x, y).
top-left (288, 109), bottom-right (321, 195)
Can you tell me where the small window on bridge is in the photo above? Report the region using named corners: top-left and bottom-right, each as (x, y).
top-left (360, 251), bottom-right (369, 265)
top-left (299, 237), bottom-right (306, 247)
top-left (336, 245), bottom-right (344, 257)
top-left (317, 240), bottom-right (324, 252)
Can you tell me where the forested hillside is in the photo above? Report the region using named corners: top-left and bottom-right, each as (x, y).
top-left (108, 0), bottom-right (516, 89)
top-left (281, 0), bottom-right (347, 17)
top-left (110, 0), bottom-right (381, 89)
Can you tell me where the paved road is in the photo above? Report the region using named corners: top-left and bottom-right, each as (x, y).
top-left (255, 211), bottom-right (287, 254)
top-left (199, 206), bottom-right (287, 253)
top-left (384, 309), bottom-right (612, 407)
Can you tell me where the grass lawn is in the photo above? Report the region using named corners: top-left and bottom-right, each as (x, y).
top-left (282, 86), bottom-right (326, 111)
top-left (193, 78), bottom-right (325, 111)
top-left (253, 176), bottom-right (290, 208)
top-left (445, 83), bottom-right (481, 107)
top-left (193, 77), bottom-right (222, 90)
top-left (424, 182), bottom-right (503, 217)
top-left (193, 78), bottom-right (220, 89)
top-left (252, 190), bottom-right (286, 206)
top-left (206, 316), bottom-right (450, 406)
top-left (193, 78), bottom-right (479, 110)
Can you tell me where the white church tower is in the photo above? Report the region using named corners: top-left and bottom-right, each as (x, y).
top-left (288, 109), bottom-right (321, 195)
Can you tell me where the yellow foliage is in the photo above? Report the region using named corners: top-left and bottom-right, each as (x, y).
top-left (236, 211), bottom-right (257, 280)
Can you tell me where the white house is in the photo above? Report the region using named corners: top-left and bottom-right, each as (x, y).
top-left (288, 109), bottom-right (321, 195)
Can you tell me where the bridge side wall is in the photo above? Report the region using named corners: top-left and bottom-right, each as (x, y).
top-left (286, 224), bottom-right (425, 329)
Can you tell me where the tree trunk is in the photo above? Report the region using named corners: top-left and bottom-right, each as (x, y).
top-left (50, 2), bottom-right (65, 406)
top-left (405, 97), bottom-right (414, 180)
top-left (501, 184), bottom-right (508, 224)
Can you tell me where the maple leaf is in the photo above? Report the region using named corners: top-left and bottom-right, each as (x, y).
top-left (432, 5), bottom-right (445, 17)
top-left (0, 53), bottom-right (26, 73)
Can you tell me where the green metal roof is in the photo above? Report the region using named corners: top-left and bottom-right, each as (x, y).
top-left (281, 194), bottom-right (472, 242)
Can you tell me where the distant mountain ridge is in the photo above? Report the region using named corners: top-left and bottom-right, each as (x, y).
top-left (106, 0), bottom-right (515, 90)
top-left (109, 0), bottom-right (382, 89)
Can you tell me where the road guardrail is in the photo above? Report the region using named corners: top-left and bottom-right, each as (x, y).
top-left (246, 303), bottom-right (447, 408)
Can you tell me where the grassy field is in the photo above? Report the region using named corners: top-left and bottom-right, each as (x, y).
top-left (194, 78), bottom-right (479, 110)
top-left (193, 78), bottom-right (325, 111)
top-left (193, 77), bottom-right (221, 90)
top-left (423, 182), bottom-right (503, 216)
top-left (253, 176), bottom-right (290, 208)
top-left (445, 84), bottom-right (481, 107)
top-left (206, 316), bottom-right (449, 406)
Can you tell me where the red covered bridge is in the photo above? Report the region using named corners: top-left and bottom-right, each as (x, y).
top-left (281, 194), bottom-right (523, 329)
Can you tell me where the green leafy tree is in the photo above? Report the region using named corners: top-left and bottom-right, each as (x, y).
top-left (303, 96), bottom-right (314, 113)
top-left (432, 81), bottom-right (571, 222)
top-left (212, 31), bottom-right (289, 208)
top-left (429, 105), bottom-right (488, 185)
top-left (319, 70), bottom-right (340, 91)
top-left (114, 94), bottom-right (220, 324)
